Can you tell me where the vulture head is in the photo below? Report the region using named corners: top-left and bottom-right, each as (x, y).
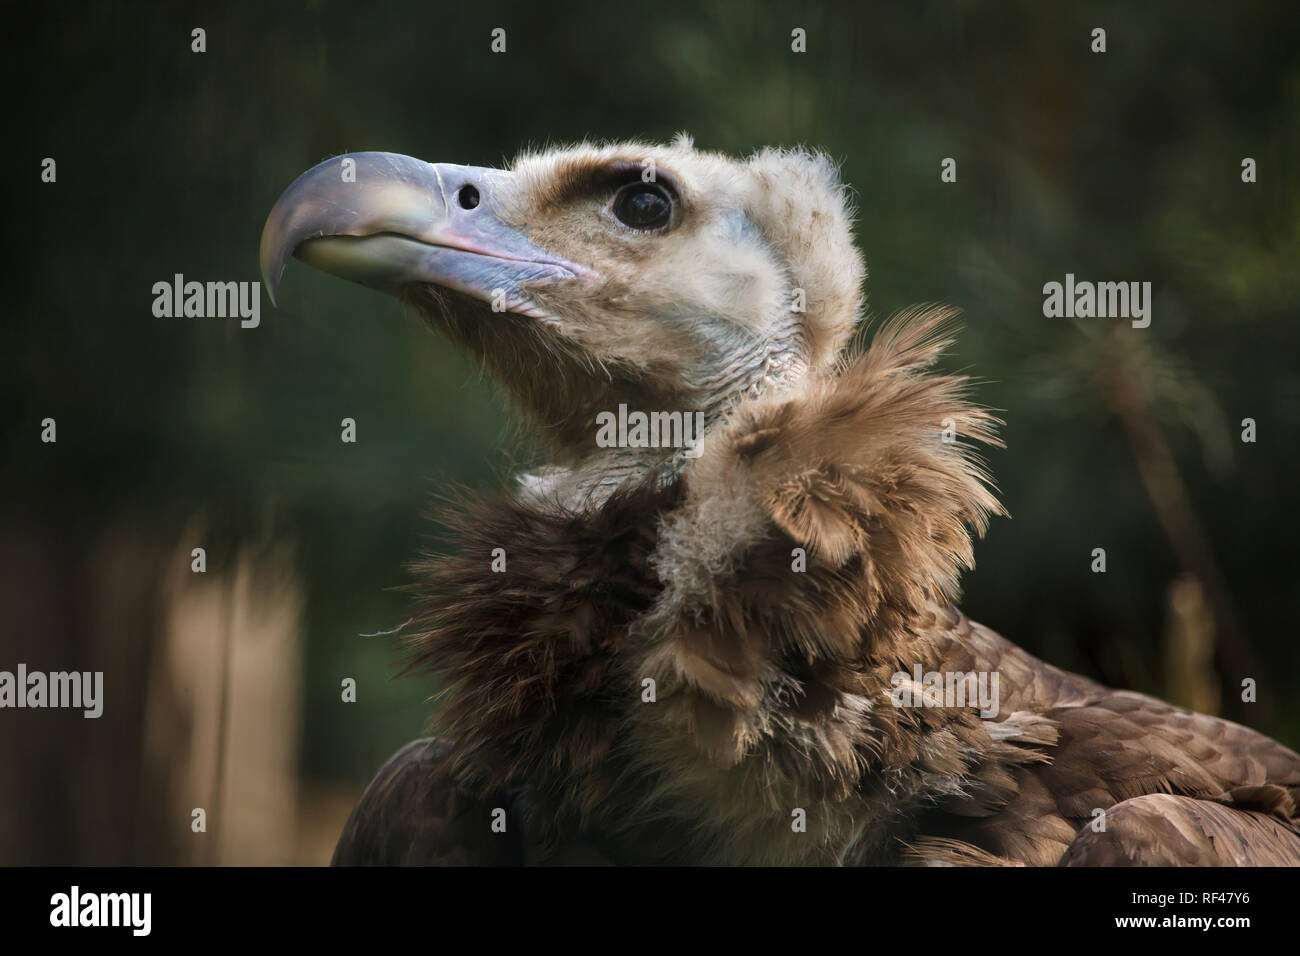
top-left (262, 136), bottom-right (863, 494)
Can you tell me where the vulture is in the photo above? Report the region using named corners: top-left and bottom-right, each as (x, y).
top-left (261, 136), bottom-right (1300, 866)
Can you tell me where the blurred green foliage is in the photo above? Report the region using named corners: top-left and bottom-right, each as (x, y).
top-left (5, 0), bottom-right (1298, 789)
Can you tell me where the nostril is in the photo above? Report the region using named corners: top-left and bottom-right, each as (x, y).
top-left (457, 185), bottom-right (480, 210)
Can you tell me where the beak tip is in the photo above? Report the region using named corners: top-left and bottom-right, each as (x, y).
top-left (259, 221), bottom-right (286, 309)
top-left (262, 263), bottom-right (281, 309)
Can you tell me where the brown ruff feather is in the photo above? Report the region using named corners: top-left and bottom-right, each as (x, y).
top-left (387, 308), bottom-right (1300, 866)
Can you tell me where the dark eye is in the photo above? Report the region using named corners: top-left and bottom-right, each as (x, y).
top-left (611, 182), bottom-right (673, 230)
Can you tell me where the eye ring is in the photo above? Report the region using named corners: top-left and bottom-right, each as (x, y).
top-left (610, 181), bottom-right (674, 231)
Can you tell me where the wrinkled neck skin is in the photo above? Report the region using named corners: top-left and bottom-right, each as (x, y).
top-left (520, 312), bottom-right (809, 510)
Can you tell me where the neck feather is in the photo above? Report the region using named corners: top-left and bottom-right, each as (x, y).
top-left (526, 316), bottom-right (810, 509)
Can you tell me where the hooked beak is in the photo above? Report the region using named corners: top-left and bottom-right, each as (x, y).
top-left (260, 151), bottom-right (592, 315)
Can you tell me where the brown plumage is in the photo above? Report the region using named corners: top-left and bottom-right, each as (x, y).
top-left (261, 138), bottom-right (1300, 866)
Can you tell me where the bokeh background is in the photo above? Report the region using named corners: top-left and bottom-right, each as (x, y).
top-left (3, 0), bottom-right (1297, 864)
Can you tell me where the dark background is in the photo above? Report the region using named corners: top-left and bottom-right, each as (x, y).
top-left (2, 0), bottom-right (1297, 863)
